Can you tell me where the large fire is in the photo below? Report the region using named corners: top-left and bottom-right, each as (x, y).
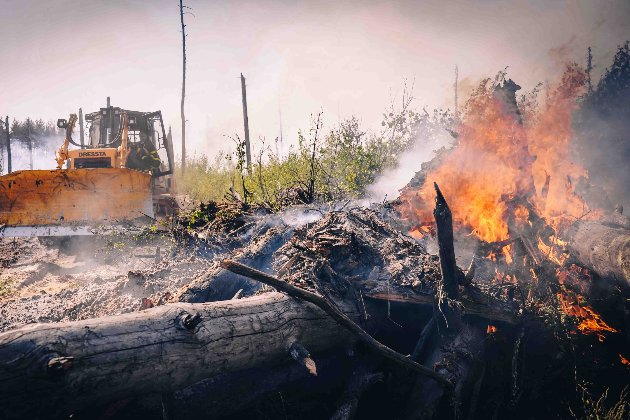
top-left (398, 65), bottom-right (617, 342)
top-left (399, 65), bottom-right (597, 243)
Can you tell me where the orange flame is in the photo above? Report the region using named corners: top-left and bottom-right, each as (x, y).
top-left (620, 354), bottom-right (630, 366)
top-left (399, 65), bottom-right (599, 242)
top-left (557, 289), bottom-right (618, 342)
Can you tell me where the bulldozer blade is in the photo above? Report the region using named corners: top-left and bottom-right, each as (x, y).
top-left (0, 168), bottom-right (154, 237)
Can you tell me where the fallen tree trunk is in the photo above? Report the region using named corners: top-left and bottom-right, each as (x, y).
top-left (0, 292), bottom-right (352, 419)
top-left (565, 220), bottom-right (630, 286)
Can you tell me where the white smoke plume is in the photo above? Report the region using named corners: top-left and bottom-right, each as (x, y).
top-left (367, 125), bottom-right (454, 202)
top-left (1, 137), bottom-right (59, 173)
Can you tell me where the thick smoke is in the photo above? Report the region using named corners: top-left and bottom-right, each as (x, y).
top-left (367, 116), bottom-right (454, 202)
top-left (573, 43), bottom-right (630, 212)
top-left (1, 137), bottom-right (59, 173)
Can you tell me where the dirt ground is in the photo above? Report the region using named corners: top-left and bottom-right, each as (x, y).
top-left (0, 234), bottom-right (212, 332)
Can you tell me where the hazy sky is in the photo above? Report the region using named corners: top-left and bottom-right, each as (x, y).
top-left (1, 0), bottom-right (629, 161)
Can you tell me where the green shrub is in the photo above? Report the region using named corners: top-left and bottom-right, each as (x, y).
top-left (175, 97), bottom-right (454, 208)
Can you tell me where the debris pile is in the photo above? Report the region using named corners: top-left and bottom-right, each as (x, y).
top-left (273, 208), bottom-right (443, 316)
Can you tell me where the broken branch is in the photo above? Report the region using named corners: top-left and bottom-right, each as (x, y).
top-left (220, 259), bottom-right (452, 388)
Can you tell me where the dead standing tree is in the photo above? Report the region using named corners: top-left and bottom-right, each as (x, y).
top-left (1, 116), bottom-right (10, 173)
top-left (179, 0), bottom-right (190, 173)
top-left (304, 112), bottom-right (323, 204)
top-left (402, 183), bottom-right (489, 419)
top-left (240, 73), bottom-right (252, 175)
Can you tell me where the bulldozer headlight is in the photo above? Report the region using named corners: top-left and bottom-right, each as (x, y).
top-left (128, 116), bottom-right (136, 125)
top-left (57, 119), bottom-right (68, 129)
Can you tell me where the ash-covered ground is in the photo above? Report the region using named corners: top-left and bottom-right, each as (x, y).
top-left (0, 204), bottom-right (331, 333)
top-left (0, 235), bottom-right (211, 332)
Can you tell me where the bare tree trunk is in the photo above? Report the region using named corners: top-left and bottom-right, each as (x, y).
top-left (241, 73), bottom-right (252, 175)
top-left (0, 293), bottom-right (352, 419)
top-left (306, 112), bottom-right (322, 203)
top-left (179, 0), bottom-right (187, 173)
top-left (27, 119), bottom-right (33, 170)
top-left (78, 107), bottom-right (85, 147)
top-left (4, 116), bottom-right (11, 173)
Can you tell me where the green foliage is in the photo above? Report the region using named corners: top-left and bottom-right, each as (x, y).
top-left (176, 85), bottom-right (454, 208)
top-left (574, 41), bottom-right (630, 210)
top-left (176, 153), bottom-right (238, 202)
top-left (319, 116), bottom-right (386, 197)
top-left (177, 116), bottom-right (401, 207)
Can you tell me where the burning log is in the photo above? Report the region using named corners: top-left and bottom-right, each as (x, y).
top-left (0, 206), bottom-right (535, 419)
top-left (564, 219), bottom-right (630, 286)
top-left (0, 293), bottom-right (352, 419)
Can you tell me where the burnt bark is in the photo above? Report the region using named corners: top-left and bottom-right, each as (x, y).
top-left (402, 183), bottom-right (489, 419)
top-left (433, 182), bottom-right (458, 299)
top-left (330, 367), bottom-right (384, 420)
top-left (171, 350), bottom-right (354, 419)
top-left (176, 225), bottom-right (292, 302)
top-left (0, 293), bottom-right (352, 419)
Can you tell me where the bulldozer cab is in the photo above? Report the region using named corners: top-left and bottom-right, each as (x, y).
top-left (82, 106), bottom-right (174, 177)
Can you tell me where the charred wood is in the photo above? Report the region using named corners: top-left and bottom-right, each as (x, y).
top-left (171, 350), bottom-right (354, 419)
top-left (403, 323), bottom-right (486, 420)
top-left (433, 182), bottom-right (459, 300)
top-left (403, 184), bottom-right (494, 419)
top-left (411, 315), bottom-right (437, 362)
top-left (176, 225), bottom-right (292, 302)
top-left (363, 292), bottom-right (518, 325)
top-left (330, 367), bottom-right (384, 420)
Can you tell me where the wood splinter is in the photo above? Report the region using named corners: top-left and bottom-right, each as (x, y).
top-left (47, 356), bottom-right (74, 374)
top-left (289, 342), bottom-right (317, 376)
top-left (231, 289), bottom-right (244, 300)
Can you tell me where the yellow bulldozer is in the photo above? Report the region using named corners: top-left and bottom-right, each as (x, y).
top-left (0, 100), bottom-right (176, 237)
